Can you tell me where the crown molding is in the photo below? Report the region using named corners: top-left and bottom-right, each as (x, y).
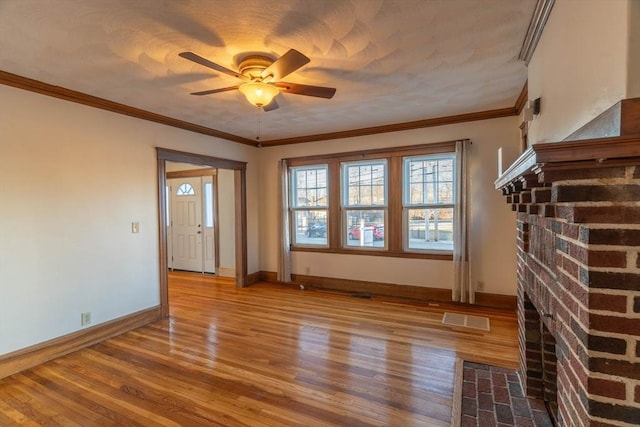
top-left (515, 82), bottom-right (528, 115)
top-left (1, 69), bottom-right (522, 147)
top-left (0, 70), bottom-right (257, 146)
top-left (260, 107), bottom-right (517, 147)
top-left (518, 0), bottom-right (555, 64)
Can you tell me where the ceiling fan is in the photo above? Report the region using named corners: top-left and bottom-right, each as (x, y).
top-left (179, 49), bottom-right (336, 111)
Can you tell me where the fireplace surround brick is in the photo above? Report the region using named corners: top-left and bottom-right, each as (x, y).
top-left (496, 135), bottom-right (640, 426)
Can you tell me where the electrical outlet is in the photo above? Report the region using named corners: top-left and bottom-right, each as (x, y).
top-left (81, 312), bottom-right (91, 326)
top-left (131, 222), bottom-right (140, 233)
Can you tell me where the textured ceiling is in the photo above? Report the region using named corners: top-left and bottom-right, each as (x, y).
top-left (0, 0), bottom-right (536, 142)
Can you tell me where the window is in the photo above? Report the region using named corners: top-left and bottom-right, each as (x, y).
top-left (204, 182), bottom-right (213, 228)
top-left (290, 165), bottom-right (328, 246)
top-left (165, 185), bottom-right (170, 224)
top-left (403, 154), bottom-right (455, 252)
top-left (176, 183), bottom-right (195, 196)
top-left (286, 141), bottom-right (459, 259)
top-left (342, 160), bottom-right (387, 248)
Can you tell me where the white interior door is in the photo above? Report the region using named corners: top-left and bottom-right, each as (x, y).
top-left (170, 177), bottom-right (203, 272)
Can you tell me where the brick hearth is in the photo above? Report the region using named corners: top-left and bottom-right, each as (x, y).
top-left (460, 361), bottom-right (553, 426)
top-left (496, 134), bottom-right (640, 426)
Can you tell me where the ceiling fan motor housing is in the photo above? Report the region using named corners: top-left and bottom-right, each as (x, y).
top-left (238, 55), bottom-right (274, 80)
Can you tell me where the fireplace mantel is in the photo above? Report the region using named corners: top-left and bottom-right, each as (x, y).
top-left (495, 134), bottom-right (640, 195)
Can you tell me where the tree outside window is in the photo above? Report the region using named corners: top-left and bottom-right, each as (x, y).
top-left (404, 155), bottom-right (455, 252)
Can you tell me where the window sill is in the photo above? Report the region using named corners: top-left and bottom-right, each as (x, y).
top-left (290, 246), bottom-right (453, 260)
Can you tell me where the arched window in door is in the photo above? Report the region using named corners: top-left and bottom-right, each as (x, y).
top-left (176, 183), bottom-right (195, 196)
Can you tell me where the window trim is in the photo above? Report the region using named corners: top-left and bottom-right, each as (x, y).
top-left (285, 141), bottom-right (461, 260)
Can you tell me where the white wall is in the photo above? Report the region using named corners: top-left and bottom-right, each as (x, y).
top-left (258, 117), bottom-right (520, 296)
top-left (0, 85), bottom-right (259, 356)
top-left (527, 0), bottom-right (634, 144)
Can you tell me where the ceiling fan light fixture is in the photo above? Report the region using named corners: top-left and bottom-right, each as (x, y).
top-left (238, 82), bottom-right (279, 107)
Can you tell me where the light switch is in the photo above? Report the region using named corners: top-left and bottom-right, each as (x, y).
top-left (132, 222), bottom-right (140, 233)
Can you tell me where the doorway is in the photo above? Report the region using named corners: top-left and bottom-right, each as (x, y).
top-left (167, 174), bottom-right (217, 274)
top-left (157, 148), bottom-right (248, 317)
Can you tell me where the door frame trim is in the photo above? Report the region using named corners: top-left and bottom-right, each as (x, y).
top-left (157, 148), bottom-right (248, 317)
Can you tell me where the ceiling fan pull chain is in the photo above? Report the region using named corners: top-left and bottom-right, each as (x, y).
top-left (256, 107), bottom-right (263, 147)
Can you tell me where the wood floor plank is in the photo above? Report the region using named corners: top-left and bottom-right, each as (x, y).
top-left (14, 371), bottom-right (112, 426)
top-left (0, 272), bottom-right (518, 426)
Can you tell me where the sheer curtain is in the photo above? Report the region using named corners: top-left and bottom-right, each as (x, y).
top-left (277, 159), bottom-right (292, 283)
top-left (453, 140), bottom-right (472, 303)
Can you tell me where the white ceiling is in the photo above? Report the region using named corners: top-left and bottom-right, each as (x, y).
top-left (0, 0), bottom-right (536, 143)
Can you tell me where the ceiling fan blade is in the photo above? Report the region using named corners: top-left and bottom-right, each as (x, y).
top-left (274, 81), bottom-right (336, 99)
top-left (179, 52), bottom-right (249, 81)
top-left (263, 98), bottom-right (279, 112)
top-left (190, 85), bottom-right (239, 96)
top-left (261, 49), bottom-right (310, 82)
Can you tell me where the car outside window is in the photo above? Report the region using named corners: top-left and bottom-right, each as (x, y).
top-left (342, 160), bottom-right (387, 249)
top-left (285, 141), bottom-right (459, 259)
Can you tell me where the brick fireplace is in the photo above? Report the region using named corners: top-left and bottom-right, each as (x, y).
top-left (496, 103), bottom-right (640, 426)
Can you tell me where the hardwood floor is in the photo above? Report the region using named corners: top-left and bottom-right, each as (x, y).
top-left (0, 272), bottom-right (518, 426)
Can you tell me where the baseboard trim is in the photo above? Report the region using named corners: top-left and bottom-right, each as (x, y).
top-left (247, 271), bottom-right (261, 285)
top-left (259, 271), bottom-right (278, 283)
top-left (0, 305), bottom-right (162, 379)
top-left (216, 267), bottom-right (236, 278)
top-left (258, 271), bottom-right (516, 310)
top-left (293, 273), bottom-right (454, 301)
top-left (474, 292), bottom-right (517, 310)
